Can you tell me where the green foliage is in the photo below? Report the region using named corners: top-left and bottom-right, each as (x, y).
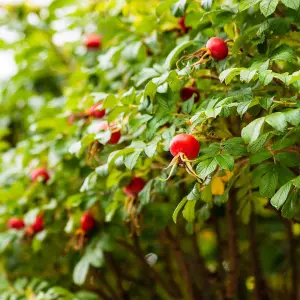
top-left (0, 0), bottom-right (300, 299)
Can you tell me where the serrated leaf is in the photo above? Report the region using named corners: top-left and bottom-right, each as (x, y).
top-left (239, 0), bottom-right (260, 11)
top-left (270, 44), bottom-right (295, 62)
top-left (182, 97), bottom-right (194, 114)
top-left (260, 0), bottom-right (279, 17)
top-left (241, 117), bottom-right (265, 143)
top-left (259, 70), bottom-right (274, 85)
top-left (196, 158), bottom-right (218, 179)
top-left (237, 100), bottom-right (252, 116)
top-left (270, 181), bottom-right (293, 210)
top-left (124, 151), bottom-right (142, 170)
top-left (182, 200), bottom-right (197, 222)
top-left (187, 184), bottom-right (201, 200)
top-left (293, 176), bottom-right (300, 188)
top-left (219, 68), bottom-right (244, 84)
top-left (107, 148), bottom-right (135, 167)
top-left (215, 154), bottom-right (234, 171)
top-left (265, 112), bottom-right (287, 131)
top-left (281, 191), bottom-right (298, 218)
top-left (281, 0), bottom-right (300, 10)
top-left (284, 109), bottom-right (300, 126)
top-left (222, 138), bottom-right (247, 156)
top-left (173, 198), bottom-right (187, 223)
top-left (240, 69), bottom-right (257, 83)
top-left (259, 170), bottom-right (278, 197)
top-left (247, 132), bottom-right (271, 153)
top-left (73, 257), bottom-right (90, 285)
top-left (139, 180), bottom-right (153, 205)
top-left (171, 0), bottom-right (187, 17)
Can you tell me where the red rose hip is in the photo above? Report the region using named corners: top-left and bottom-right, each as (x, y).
top-left (88, 102), bottom-right (105, 118)
top-left (180, 86), bottom-right (200, 102)
top-left (8, 217), bottom-right (25, 230)
top-left (85, 34), bottom-right (102, 50)
top-left (32, 215), bottom-right (44, 232)
top-left (81, 212), bottom-right (96, 233)
top-left (99, 121), bottom-right (121, 145)
top-left (31, 168), bottom-right (50, 183)
top-left (170, 134), bottom-right (200, 160)
top-left (123, 177), bottom-right (146, 197)
top-left (206, 37), bottom-right (228, 60)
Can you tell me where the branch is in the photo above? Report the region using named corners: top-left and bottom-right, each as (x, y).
top-left (191, 230), bottom-right (212, 300)
top-left (213, 213), bottom-right (226, 300)
top-left (248, 206), bottom-right (270, 300)
top-left (116, 238), bottom-right (180, 298)
top-left (284, 220), bottom-right (298, 300)
top-left (104, 252), bottom-right (126, 300)
top-left (164, 227), bottom-right (196, 300)
top-left (226, 192), bottom-right (239, 299)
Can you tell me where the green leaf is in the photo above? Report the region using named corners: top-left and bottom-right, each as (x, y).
top-left (182, 97), bottom-right (194, 114)
top-left (139, 180), bottom-right (153, 205)
top-left (248, 132), bottom-right (271, 153)
top-left (196, 158), bottom-right (218, 179)
top-left (240, 69), bottom-right (257, 83)
top-left (281, 191), bottom-right (298, 218)
top-left (260, 0), bottom-right (279, 17)
top-left (171, 0), bottom-right (187, 17)
top-left (222, 138), bottom-right (247, 156)
top-left (73, 257), bottom-right (90, 286)
top-left (270, 181), bottom-right (293, 209)
top-left (173, 198), bottom-right (187, 223)
top-left (275, 152), bottom-right (300, 167)
top-left (187, 184), bottom-right (201, 201)
top-left (239, 0), bottom-right (260, 11)
top-left (281, 0), bottom-right (300, 10)
top-left (219, 68), bottom-right (244, 84)
top-left (107, 148), bottom-right (135, 167)
top-left (265, 112), bottom-right (287, 131)
top-left (164, 41), bottom-right (195, 70)
top-left (182, 200), bottom-right (197, 222)
top-left (259, 170), bottom-right (278, 197)
top-left (135, 68), bottom-right (160, 87)
top-left (284, 109), bottom-right (300, 126)
top-left (241, 117), bottom-right (265, 143)
top-left (293, 176), bottom-right (300, 188)
top-left (124, 150), bottom-right (142, 170)
top-left (250, 149), bottom-right (273, 164)
top-left (270, 44), bottom-right (295, 62)
top-left (215, 154), bottom-right (234, 171)
top-left (103, 94), bottom-right (118, 109)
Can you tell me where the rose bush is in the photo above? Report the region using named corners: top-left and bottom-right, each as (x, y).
top-left (0, 0), bottom-right (299, 299)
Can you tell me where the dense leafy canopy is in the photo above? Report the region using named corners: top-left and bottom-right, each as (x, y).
top-left (0, 0), bottom-right (300, 299)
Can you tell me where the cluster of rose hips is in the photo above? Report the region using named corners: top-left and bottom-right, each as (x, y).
top-left (7, 168), bottom-right (49, 234)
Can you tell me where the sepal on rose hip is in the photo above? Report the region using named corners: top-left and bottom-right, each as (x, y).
top-left (162, 134), bottom-right (202, 182)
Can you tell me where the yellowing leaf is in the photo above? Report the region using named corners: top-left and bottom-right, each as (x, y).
top-left (211, 177), bottom-right (225, 195)
top-left (221, 170), bottom-right (233, 182)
